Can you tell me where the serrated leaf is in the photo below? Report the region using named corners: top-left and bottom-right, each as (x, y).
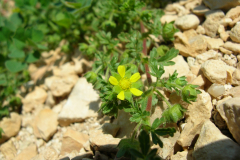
top-left (138, 130), bottom-right (150, 156)
top-left (5, 60), bottom-right (27, 73)
top-left (116, 147), bottom-right (127, 158)
top-left (151, 132), bottom-right (163, 148)
top-left (154, 128), bottom-right (176, 137)
top-left (146, 148), bottom-right (158, 160)
top-left (158, 48), bottom-right (178, 63)
top-left (129, 148), bottom-right (144, 158)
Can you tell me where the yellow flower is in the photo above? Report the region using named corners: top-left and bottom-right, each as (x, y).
top-left (109, 65), bottom-right (143, 100)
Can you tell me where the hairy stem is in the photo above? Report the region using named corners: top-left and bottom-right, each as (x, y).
top-left (155, 90), bottom-right (172, 108)
top-left (140, 20), bottom-right (152, 112)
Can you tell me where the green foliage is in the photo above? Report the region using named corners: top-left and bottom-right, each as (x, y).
top-left (0, 1), bottom-right (201, 159)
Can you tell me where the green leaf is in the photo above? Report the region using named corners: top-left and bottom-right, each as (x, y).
top-left (157, 45), bottom-right (169, 56)
top-left (0, 128), bottom-right (4, 139)
top-left (154, 128), bottom-right (176, 137)
top-left (138, 130), bottom-right (150, 156)
top-left (31, 29), bottom-right (44, 43)
top-left (152, 118), bottom-right (162, 130)
top-left (129, 148), bottom-right (144, 158)
top-left (158, 48), bottom-right (178, 63)
top-left (151, 132), bottom-right (163, 148)
top-left (8, 46), bottom-right (25, 58)
top-left (26, 51), bottom-right (40, 63)
top-left (54, 12), bottom-right (73, 28)
top-left (12, 38), bottom-right (25, 49)
top-left (116, 147), bottom-right (127, 158)
top-left (5, 60), bottom-right (27, 73)
top-left (0, 74), bottom-right (7, 86)
top-left (146, 148), bottom-right (159, 160)
top-left (117, 138), bottom-right (140, 158)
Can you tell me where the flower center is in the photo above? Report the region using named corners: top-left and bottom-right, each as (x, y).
top-left (119, 78), bottom-right (131, 90)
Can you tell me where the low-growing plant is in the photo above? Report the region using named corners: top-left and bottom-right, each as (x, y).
top-left (0, 0), bottom-right (201, 159)
top-left (83, 0), bottom-right (201, 159)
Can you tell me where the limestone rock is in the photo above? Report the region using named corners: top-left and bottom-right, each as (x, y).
top-left (45, 75), bottom-right (79, 97)
top-left (60, 129), bottom-right (89, 156)
top-left (226, 6), bottom-right (240, 21)
top-left (158, 124), bottom-right (181, 159)
top-left (207, 83), bottom-right (225, 97)
top-left (177, 90), bottom-right (212, 147)
top-left (71, 152), bottom-right (93, 160)
top-left (0, 140), bottom-right (17, 160)
top-left (161, 55), bottom-right (190, 79)
top-left (171, 151), bottom-right (193, 160)
top-left (33, 108), bottom-right (58, 141)
top-left (203, 0), bottom-right (240, 10)
top-left (33, 146), bottom-right (59, 160)
top-left (195, 50), bottom-right (219, 64)
top-left (112, 110), bottom-right (137, 138)
top-left (203, 10), bottom-right (225, 38)
top-left (223, 41), bottom-right (240, 54)
top-left (22, 87), bottom-right (47, 113)
top-left (219, 47), bottom-right (232, 55)
top-left (53, 62), bottom-right (76, 76)
top-left (204, 37), bottom-right (224, 50)
top-left (232, 64), bottom-right (240, 86)
top-left (201, 60), bottom-right (232, 84)
top-left (161, 14), bottom-right (178, 24)
top-left (192, 5), bottom-right (210, 16)
top-left (216, 98), bottom-right (240, 144)
top-left (0, 113), bottom-right (21, 144)
top-left (174, 14), bottom-right (199, 31)
top-left (229, 86), bottom-right (240, 97)
top-left (218, 25), bottom-right (230, 41)
top-left (174, 30), bottom-right (207, 57)
top-left (193, 120), bottom-right (240, 160)
top-left (229, 23), bottom-right (240, 43)
top-left (15, 144), bottom-right (38, 160)
top-left (100, 123), bottom-right (120, 137)
top-left (58, 77), bottom-right (100, 126)
top-left (89, 131), bottom-right (121, 153)
top-left (190, 74), bottom-right (206, 89)
top-left (222, 54), bottom-right (237, 67)
top-left (196, 25), bottom-right (205, 35)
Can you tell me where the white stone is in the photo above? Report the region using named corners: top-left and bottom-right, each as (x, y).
top-left (58, 77), bottom-right (100, 126)
top-left (207, 83), bottom-right (225, 97)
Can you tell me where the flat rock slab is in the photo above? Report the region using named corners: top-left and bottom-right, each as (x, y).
top-left (217, 98), bottom-right (240, 144)
top-left (58, 77), bottom-right (100, 126)
top-left (193, 120), bottom-right (240, 160)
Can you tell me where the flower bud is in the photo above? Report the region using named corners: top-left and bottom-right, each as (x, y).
top-left (182, 84), bottom-right (201, 103)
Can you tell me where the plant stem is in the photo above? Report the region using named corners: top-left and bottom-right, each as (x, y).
top-left (155, 90), bottom-right (172, 108)
top-left (105, 67), bottom-right (110, 81)
top-left (140, 19), bottom-right (152, 112)
top-left (131, 120), bottom-right (142, 141)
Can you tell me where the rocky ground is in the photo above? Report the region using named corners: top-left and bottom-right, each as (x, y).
top-left (1, 0), bottom-right (240, 160)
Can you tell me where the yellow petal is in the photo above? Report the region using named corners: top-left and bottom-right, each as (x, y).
top-left (117, 91), bottom-right (125, 100)
top-left (130, 88), bottom-right (143, 96)
top-left (118, 65), bottom-right (125, 78)
top-left (130, 72), bottom-right (141, 82)
top-left (109, 76), bottom-right (118, 85)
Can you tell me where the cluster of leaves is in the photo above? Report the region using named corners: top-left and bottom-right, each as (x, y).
top-left (82, 0), bottom-right (201, 159)
top-left (0, 0), bottom-right (93, 120)
top-left (0, 0), bottom-right (200, 159)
